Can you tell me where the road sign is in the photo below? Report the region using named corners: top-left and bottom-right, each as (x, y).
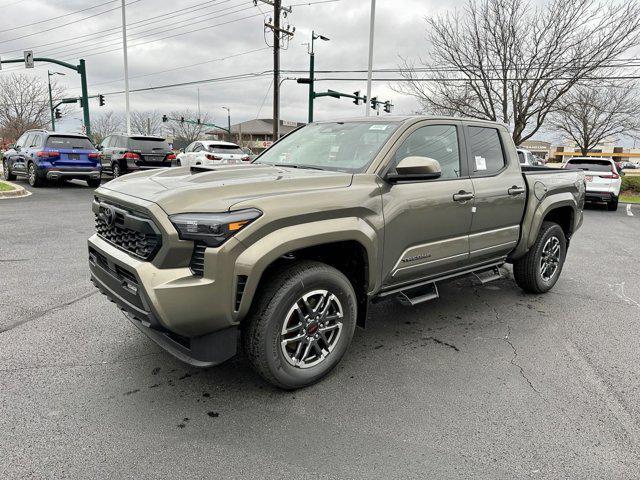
top-left (24, 51), bottom-right (34, 68)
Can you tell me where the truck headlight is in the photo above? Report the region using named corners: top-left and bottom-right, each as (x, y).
top-left (169, 209), bottom-right (262, 247)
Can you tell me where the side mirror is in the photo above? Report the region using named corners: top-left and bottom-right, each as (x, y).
top-left (387, 156), bottom-right (442, 182)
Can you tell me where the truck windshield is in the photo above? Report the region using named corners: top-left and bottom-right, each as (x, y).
top-left (46, 136), bottom-right (94, 149)
top-left (255, 121), bottom-right (401, 172)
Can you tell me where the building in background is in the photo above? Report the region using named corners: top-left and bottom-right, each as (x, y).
top-left (549, 144), bottom-right (640, 163)
top-left (206, 119), bottom-right (305, 152)
top-left (519, 139), bottom-right (551, 159)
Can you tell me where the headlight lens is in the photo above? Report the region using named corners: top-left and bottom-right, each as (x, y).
top-left (169, 209), bottom-right (262, 247)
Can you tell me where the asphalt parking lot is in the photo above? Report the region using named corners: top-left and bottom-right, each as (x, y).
top-left (1, 178), bottom-right (640, 479)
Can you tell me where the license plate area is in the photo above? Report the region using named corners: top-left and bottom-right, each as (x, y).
top-left (68, 153), bottom-right (80, 160)
top-left (585, 175), bottom-right (593, 182)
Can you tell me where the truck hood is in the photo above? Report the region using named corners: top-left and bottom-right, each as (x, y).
top-left (97, 164), bottom-right (353, 214)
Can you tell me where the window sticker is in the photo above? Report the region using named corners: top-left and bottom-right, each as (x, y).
top-left (475, 155), bottom-right (487, 171)
top-left (369, 124), bottom-right (389, 131)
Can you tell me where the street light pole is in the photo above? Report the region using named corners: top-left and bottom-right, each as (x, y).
top-left (308, 31), bottom-right (329, 123)
top-left (121, 0), bottom-right (131, 134)
top-left (47, 70), bottom-right (65, 131)
top-left (365, 0), bottom-right (376, 116)
top-left (222, 107), bottom-right (231, 142)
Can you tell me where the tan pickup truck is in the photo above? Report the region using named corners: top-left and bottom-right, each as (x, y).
top-left (88, 116), bottom-right (585, 389)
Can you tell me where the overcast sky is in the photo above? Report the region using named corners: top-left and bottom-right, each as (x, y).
top-left (0, 0), bottom-right (453, 132)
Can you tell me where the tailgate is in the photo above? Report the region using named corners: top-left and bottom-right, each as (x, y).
top-left (584, 172), bottom-right (614, 192)
top-left (51, 149), bottom-right (96, 168)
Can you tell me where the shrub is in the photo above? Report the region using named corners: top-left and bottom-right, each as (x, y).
top-left (621, 176), bottom-right (640, 194)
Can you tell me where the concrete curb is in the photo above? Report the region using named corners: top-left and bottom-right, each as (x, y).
top-left (0, 181), bottom-right (31, 199)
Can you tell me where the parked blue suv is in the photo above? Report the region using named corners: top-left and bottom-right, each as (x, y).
top-left (2, 130), bottom-right (101, 188)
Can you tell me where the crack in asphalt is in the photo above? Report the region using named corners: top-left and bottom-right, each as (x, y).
top-left (0, 290), bottom-right (98, 334)
top-left (473, 287), bottom-right (540, 394)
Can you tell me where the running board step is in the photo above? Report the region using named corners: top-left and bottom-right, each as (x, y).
top-left (472, 266), bottom-right (503, 285)
top-left (396, 282), bottom-right (439, 306)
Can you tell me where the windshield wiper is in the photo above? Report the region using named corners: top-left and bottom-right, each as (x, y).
top-left (273, 163), bottom-right (326, 171)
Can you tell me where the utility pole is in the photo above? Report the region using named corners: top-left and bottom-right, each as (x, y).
top-left (47, 70), bottom-right (65, 131)
top-left (197, 87), bottom-right (201, 120)
top-left (121, 0), bottom-right (131, 134)
top-left (259, 0), bottom-right (294, 140)
top-left (366, 0), bottom-right (376, 116)
top-left (273, 0), bottom-right (281, 140)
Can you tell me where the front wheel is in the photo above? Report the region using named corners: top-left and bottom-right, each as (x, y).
top-left (3, 160), bottom-right (16, 181)
top-left (513, 221), bottom-right (566, 294)
top-left (243, 261), bottom-right (357, 389)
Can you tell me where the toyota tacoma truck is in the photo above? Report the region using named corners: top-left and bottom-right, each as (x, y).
top-left (88, 116), bottom-right (585, 389)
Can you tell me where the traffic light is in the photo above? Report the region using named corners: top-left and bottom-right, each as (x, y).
top-left (353, 91), bottom-right (361, 105)
top-left (98, 94), bottom-right (105, 106)
top-left (162, 114), bottom-right (168, 123)
top-left (180, 117), bottom-right (185, 123)
top-left (383, 101), bottom-right (393, 113)
top-left (370, 96), bottom-right (378, 110)
top-left (197, 118), bottom-right (201, 125)
top-left (54, 108), bottom-right (62, 119)
top-left (296, 78), bottom-right (312, 85)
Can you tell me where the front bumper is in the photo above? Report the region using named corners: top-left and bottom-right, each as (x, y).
top-left (88, 234), bottom-right (241, 366)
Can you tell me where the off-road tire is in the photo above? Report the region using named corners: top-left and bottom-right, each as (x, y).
top-left (513, 221), bottom-right (566, 294)
top-left (2, 160), bottom-right (16, 181)
top-left (27, 162), bottom-right (43, 187)
top-left (608, 196), bottom-right (619, 211)
top-left (243, 261), bottom-right (357, 390)
top-left (87, 178), bottom-right (101, 188)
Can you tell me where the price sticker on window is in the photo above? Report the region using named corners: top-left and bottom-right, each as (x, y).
top-left (475, 155), bottom-right (487, 171)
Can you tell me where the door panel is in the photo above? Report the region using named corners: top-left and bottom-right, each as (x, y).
top-left (465, 125), bottom-right (526, 262)
top-left (380, 122), bottom-right (474, 287)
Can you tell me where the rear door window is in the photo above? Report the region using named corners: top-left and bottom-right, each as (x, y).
top-left (468, 127), bottom-right (506, 176)
top-left (46, 136), bottom-right (94, 149)
top-left (30, 134), bottom-right (43, 148)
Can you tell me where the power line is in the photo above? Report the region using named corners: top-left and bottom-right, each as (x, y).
top-left (0, 0), bottom-right (144, 46)
top-left (0, 0), bottom-right (226, 55)
top-left (3, 0), bottom-right (118, 32)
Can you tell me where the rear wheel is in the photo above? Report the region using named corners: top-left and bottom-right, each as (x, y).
top-left (112, 163), bottom-right (122, 178)
top-left (513, 221), bottom-right (566, 294)
top-left (27, 162), bottom-right (43, 187)
top-left (243, 261), bottom-right (357, 389)
top-left (2, 160), bottom-right (16, 181)
top-left (608, 196), bottom-right (619, 211)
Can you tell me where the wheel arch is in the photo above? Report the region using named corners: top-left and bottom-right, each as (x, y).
top-left (233, 218), bottom-right (379, 328)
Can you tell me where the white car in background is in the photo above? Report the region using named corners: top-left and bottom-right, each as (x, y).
top-left (176, 140), bottom-right (250, 167)
top-left (516, 148), bottom-right (539, 166)
top-left (563, 157), bottom-right (622, 211)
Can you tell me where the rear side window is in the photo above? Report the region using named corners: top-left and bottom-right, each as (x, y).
top-left (209, 145), bottom-right (244, 154)
top-left (392, 125), bottom-right (461, 180)
top-left (46, 136), bottom-right (94, 149)
top-left (565, 160), bottom-right (612, 172)
top-left (30, 134), bottom-right (43, 147)
top-left (128, 137), bottom-right (168, 151)
top-left (468, 127), bottom-right (506, 176)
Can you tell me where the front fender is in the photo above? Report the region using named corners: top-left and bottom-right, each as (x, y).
top-left (233, 217), bottom-right (379, 321)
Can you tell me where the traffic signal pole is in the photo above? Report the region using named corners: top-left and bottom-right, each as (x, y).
top-left (0, 56), bottom-right (91, 136)
top-left (308, 51), bottom-right (315, 123)
top-left (47, 71), bottom-right (55, 131)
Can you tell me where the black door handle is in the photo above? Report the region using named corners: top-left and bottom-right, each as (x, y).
top-left (508, 186), bottom-right (526, 195)
top-left (453, 191), bottom-right (475, 202)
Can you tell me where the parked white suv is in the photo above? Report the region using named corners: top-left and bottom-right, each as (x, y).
top-left (176, 140), bottom-right (250, 167)
top-left (563, 157), bottom-right (622, 211)
top-left (517, 148), bottom-right (539, 166)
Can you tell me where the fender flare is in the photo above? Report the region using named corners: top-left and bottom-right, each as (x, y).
top-left (232, 217), bottom-right (379, 321)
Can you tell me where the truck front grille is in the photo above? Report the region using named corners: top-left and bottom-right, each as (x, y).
top-left (94, 200), bottom-right (162, 260)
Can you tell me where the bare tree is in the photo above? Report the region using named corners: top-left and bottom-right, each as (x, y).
top-left (0, 73), bottom-right (66, 142)
top-left (130, 111), bottom-right (164, 136)
top-left (395, 0), bottom-right (640, 145)
top-left (91, 110), bottom-right (123, 144)
top-left (168, 109), bottom-right (211, 143)
top-left (550, 83), bottom-right (640, 155)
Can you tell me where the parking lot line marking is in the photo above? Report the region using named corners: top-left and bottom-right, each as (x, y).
top-left (627, 204), bottom-right (634, 217)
